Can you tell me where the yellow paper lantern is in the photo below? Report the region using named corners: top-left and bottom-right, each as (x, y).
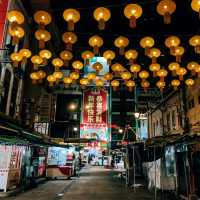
top-left (63, 77), bottom-right (73, 87)
top-left (34, 10), bottom-right (52, 29)
top-left (149, 63), bottom-right (161, 77)
top-left (171, 79), bottom-right (180, 90)
top-left (103, 72), bottom-right (113, 81)
top-left (187, 61), bottom-right (199, 76)
top-left (60, 50), bottom-right (73, 66)
top-left (157, 69), bottom-right (168, 81)
top-left (130, 64), bottom-right (141, 78)
top-left (126, 80), bottom-right (135, 92)
top-left (62, 32), bottom-right (77, 51)
top-left (10, 52), bottom-right (22, 67)
top-left (47, 75), bottom-right (56, 86)
top-left (124, 4), bottom-right (143, 28)
top-left (165, 36), bottom-right (180, 55)
top-left (111, 63), bottom-right (124, 73)
top-left (92, 62), bottom-right (103, 73)
top-left (189, 35), bottom-right (200, 54)
top-left (39, 49), bottom-right (52, 65)
top-left (139, 70), bottom-right (149, 82)
top-left (148, 48), bottom-right (161, 63)
top-left (96, 79), bottom-right (104, 87)
top-left (114, 36), bottom-right (129, 55)
top-left (185, 78), bottom-right (195, 88)
top-left (37, 70), bottom-right (46, 83)
top-left (31, 55), bottom-right (43, 70)
top-left (8, 25), bottom-right (24, 45)
top-left (156, 80), bottom-right (166, 91)
top-left (111, 80), bottom-right (120, 91)
top-left (125, 49), bottom-right (138, 65)
top-left (53, 71), bottom-right (64, 84)
top-left (93, 7), bottom-right (111, 30)
top-left (19, 49), bottom-right (32, 65)
top-left (35, 29), bottom-right (51, 49)
top-left (30, 72), bottom-right (39, 84)
top-left (7, 10), bottom-right (24, 28)
top-left (87, 73), bottom-right (97, 80)
top-left (171, 46), bottom-right (185, 63)
top-left (168, 62), bottom-right (180, 76)
top-left (176, 67), bottom-right (187, 81)
top-left (52, 58), bottom-right (64, 71)
top-left (80, 78), bottom-right (90, 88)
top-left (63, 9), bottom-right (80, 31)
top-left (121, 71), bottom-right (132, 80)
top-left (103, 50), bottom-right (115, 65)
top-left (140, 37), bottom-right (155, 55)
top-left (157, 0), bottom-right (176, 24)
top-left (141, 80), bottom-right (150, 92)
top-left (89, 35), bottom-right (104, 54)
top-left (70, 72), bottom-right (80, 80)
top-left (72, 60), bottom-right (84, 71)
top-left (191, 0), bottom-right (200, 18)
top-left (81, 51), bottom-right (94, 65)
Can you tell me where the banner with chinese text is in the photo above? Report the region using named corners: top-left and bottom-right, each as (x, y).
top-left (0, 0), bottom-right (9, 48)
top-left (81, 89), bottom-right (110, 145)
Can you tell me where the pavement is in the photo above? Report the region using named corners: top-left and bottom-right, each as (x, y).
top-left (1, 166), bottom-right (157, 200)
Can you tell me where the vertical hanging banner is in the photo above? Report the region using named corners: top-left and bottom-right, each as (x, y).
top-left (81, 89), bottom-right (110, 146)
top-left (0, 0), bottom-right (9, 48)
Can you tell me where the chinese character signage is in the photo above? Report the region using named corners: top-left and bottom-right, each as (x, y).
top-left (83, 89), bottom-right (107, 125)
top-left (81, 89), bottom-right (110, 146)
top-left (0, 0), bottom-right (9, 48)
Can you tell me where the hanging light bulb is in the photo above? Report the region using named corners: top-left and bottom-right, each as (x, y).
top-left (125, 49), bottom-right (138, 65)
top-left (124, 4), bottom-right (143, 28)
top-left (89, 35), bottom-right (104, 55)
top-left (93, 7), bottom-right (111, 30)
top-left (34, 10), bottom-right (52, 29)
top-left (60, 50), bottom-right (73, 66)
top-left (140, 37), bottom-right (155, 55)
top-left (157, 0), bottom-right (176, 24)
top-left (114, 36), bottom-right (129, 55)
top-left (63, 9), bottom-right (80, 31)
top-left (62, 32), bottom-right (77, 51)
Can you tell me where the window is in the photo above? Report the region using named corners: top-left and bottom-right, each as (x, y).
top-left (172, 110), bottom-right (176, 129)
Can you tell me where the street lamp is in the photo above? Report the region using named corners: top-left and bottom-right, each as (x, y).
top-left (118, 128), bottom-right (123, 133)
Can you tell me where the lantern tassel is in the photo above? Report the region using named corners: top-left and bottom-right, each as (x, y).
top-left (128, 87), bottom-right (133, 92)
top-left (64, 60), bottom-right (69, 67)
top-left (130, 16), bottom-right (136, 28)
top-left (107, 59), bottom-right (111, 66)
top-left (98, 19), bottom-right (105, 30)
top-left (13, 61), bottom-right (19, 68)
top-left (134, 72), bottom-right (138, 78)
top-left (179, 75), bottom-right (183, 81)
top-left (93, 46), bottom-right (99, 55)
top-left (176, 55), bottom-right (181, 63)
top-left (152, 57), bottom-right (157, 64)
top-left (42, 58), bottom-right (48, 66)
top-left (66, 43), bottom-right (72, 51)
top-left (170, 46), bottom-right (176, 55)
top-left (119, 46), bottom-right (125, 55)
top-left (12, 36), bottom-right (19, 46)
top-left (21, 57), bottom-right (27, 66)
top-left (68, 20), bottom-right (75, 31)
top-left (39, 23), bottom-right (45, 30)
top-left (172, 70), bottom-right (176, 77)
top-left (129, 59), bottom-right (134, 65)
top-left (32, 80), bottom-right (37, 84)
top-left (34, 64), bottom-right (39, 70)
top-left (192, 70), bottom-right (196, 76)
top-left (164, 12), bottom-right (171, 24)
top-left (145, 47), bottom-right (150, 56)
top-left (153, 71), bottom-right (157, 77)
top-left (39, 40), bottom-right (45, 49)
top-left (195, 45), bottom-right (200, 54)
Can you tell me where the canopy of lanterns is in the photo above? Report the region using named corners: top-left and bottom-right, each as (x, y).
top-left (7, 0), bottom-right (200, 92)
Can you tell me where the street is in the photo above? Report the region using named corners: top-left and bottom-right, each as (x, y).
top-left (2, 166), bottom-right (155, 200)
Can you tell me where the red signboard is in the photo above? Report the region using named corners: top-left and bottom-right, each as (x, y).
top-left (82, 89), bottom-right (107, 126)
top-left (0, 0), bottom-right (9, 48)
